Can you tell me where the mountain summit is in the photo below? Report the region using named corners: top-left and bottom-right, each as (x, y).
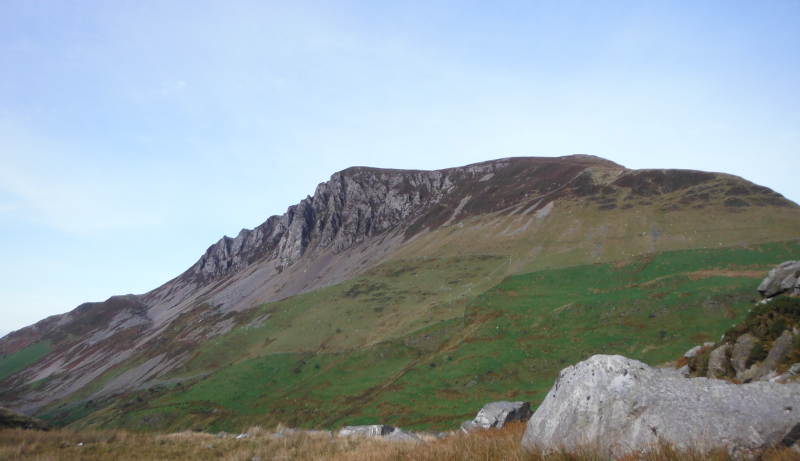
top-left (2, 155), bottom-right (799, 430)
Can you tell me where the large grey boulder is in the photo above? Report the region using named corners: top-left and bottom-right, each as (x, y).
top-left (521, 355), bottom-right (800, 458)
top-left (460, 401), bottom-right (531, 432)
top-left (758, 261), bottom-right (800, 297)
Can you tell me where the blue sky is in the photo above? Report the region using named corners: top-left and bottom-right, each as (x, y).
top-left (1, 1), bottom-right (799, 337)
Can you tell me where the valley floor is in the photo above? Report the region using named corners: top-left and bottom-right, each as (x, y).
top-left (1, 424), bottom-right (798, 461)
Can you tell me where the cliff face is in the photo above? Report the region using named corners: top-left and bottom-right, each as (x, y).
top-left (185, 155), bottom-right (624, 284)
top-left (188, 168), bottom-right (457, 280)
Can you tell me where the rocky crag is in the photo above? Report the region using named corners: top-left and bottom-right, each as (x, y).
top-left (680, 263), bottom-right (800, 383)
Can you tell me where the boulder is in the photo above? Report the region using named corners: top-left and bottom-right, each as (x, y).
top-left (731, 333), bottom-right (756, 377)
top-left (707, 344), bottom-right (731, 379)
top-left (683, 342), bottom-right (715, 358)
top-left (460, 401), bottom-right (531, 432)
top-left (460, 420), bottom-right (481, 433)
top-left (755, 330), bottom-right (795, 381)
top-left (338, 425), bottom-right (394, 437)
top-left (384, 428), bottom-right (422, 443)
top-left (758, 261), bottom-right (800, 297)
top-left (521, 355), bottom-right (800, 458)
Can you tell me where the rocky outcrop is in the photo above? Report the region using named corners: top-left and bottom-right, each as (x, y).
top-left (522, 355), bottom-right (800, 458)
top-left (187, 168), bottom-right (462, 281)
top-left (184, 156), bottom-right (624, 283)
top-left (758, 261), bottom-right (800, 298)
top-left (460, 401), bottom-right (531, 432)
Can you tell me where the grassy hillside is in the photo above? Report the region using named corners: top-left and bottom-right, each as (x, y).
top-left (0, 342), bottom-right (51, 382)
top-left (38, 240), bottom-right (800, 433)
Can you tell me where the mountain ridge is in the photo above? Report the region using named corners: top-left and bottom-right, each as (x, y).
top-left (1, 155), bottom-right (799, 426)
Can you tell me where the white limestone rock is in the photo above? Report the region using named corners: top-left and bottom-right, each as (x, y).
top-left (521, 355), bottom-right (800, 458)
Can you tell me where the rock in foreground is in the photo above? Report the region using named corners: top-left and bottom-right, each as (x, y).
top-left (460, 401), bottom-right (531, 432)
top-left (521, 355), bottom-right (800, 458)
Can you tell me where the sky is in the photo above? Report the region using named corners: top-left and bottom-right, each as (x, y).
top-left (1, 1), bottom-right (799, 337)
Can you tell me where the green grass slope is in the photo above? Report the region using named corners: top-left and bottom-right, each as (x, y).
top-left (41, 240), bottom-right (800, 433)
top-left (0, 342), bottom-right (51, 382)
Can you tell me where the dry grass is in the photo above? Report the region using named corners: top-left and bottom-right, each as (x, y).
top-left (1, 423), bottom-right (797, 461)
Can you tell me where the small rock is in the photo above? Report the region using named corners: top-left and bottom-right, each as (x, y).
top-left (216, 431), bottom-right (232, 438)
top-left (384, 428), bottom-right (422, 443)
top-left (204, 444), bottom-right (214, 449)
top-left (676, 365), bottom-right (690, 378)
top-left (460, 420), bottom-right (480, 433)
top-left (707, 344), bottom-right (731, 379)
top-left (461, 401), bottom-right (531, 432)
top-left (236, 433), bottom-right (251, 439)
top-left (684, 342), bottom-right (715, 358)
top-left (338, 425), bottom-right (394, 437)
top-left (755, 330), bottom-right (795, 381)
top-left (731, 333), bottom-right (756, 377)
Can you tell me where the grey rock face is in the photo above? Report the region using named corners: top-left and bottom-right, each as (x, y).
top-left (758, 261), bottom-right (800, 297)
top-left (755, 330), bottom-right (795, 381)
top-left (521, 355), bottom-right (800, 458)
top-left (707, 344), bottom-right (731, 379)
top-left (338, 425), bottom-right (394, 437)
top-left (461, 401), bottom-right (531, 432)
top-left (183, 156), bottom-right (618, 284)
top-left (187, 168), bottom-right (465, 281)
top-left (732, 333), bottom-right (756, 377)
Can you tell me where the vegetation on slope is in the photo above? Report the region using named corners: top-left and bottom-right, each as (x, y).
top-left (36, 240), bottom-right (800, 433)
top-left (0, 342), bottom-right (51, 382)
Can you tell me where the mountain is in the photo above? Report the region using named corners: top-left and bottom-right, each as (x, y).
top-left (1, 155), bottom-right (799, 431)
